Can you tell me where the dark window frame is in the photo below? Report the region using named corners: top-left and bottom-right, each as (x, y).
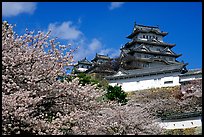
top-left (164, 81), bottom-right (173, 84)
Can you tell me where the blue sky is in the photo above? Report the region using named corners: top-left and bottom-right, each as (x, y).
top-left (2, 2), bottom-right (202, 70)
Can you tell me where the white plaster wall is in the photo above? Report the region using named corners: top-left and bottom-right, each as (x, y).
top-left (136, 33), bottom-right (144, 40)
top-left (179, 74), bottom-right (202, 82)
top-left (148, 45), bottom-right (165, 52)
top-left (157, 117), bottom-right (202, 129)
top-left (77, 68), bottom-right (88, 72)
top-left (136, 33), bottom-right (163, 42)
top-left (109, 72), bottom-right (181, 92)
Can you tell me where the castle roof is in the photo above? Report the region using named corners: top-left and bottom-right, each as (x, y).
top-left (85, 65), bottom-right (115, 75)
top-left (128, 48), bottom-right (182, 58)
top-left (105, 63), bottom-right (187, 80)
top-left (124, 39), bottom-right (176, 49)
top-left (160, 111), bottom-right (202, 121)
top-left (76, 57), bottom-right (92, 65)
top-left (179, 69), bottom-right (202, 77)
top-left (136, 24), bottom-right (159, 29)
top-left (127, 23), bottom-right (168, 39)
top-left (91, 53), bottom-right (111, 62)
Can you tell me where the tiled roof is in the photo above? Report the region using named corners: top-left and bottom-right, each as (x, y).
top-left (136, 24), bottom-right (159, 29)
top-left (179, 69), bottom-right (202, 77)
top-left (105, 63), bottom-right (186, 80)
top-left (127, 28), bottom-right (168, 39)
top-left (124, 39), bottom-right (176, 48)
top-left (128, 49), bottom-right (182, 58)
top-left (77, 58), bottom-right (92, 65)
top-left (96, 54), bottom-right (110, 59)
top-left (91, 53), bottom-right (111, 62)
top-left (161, 111), bottom-right (202, 121)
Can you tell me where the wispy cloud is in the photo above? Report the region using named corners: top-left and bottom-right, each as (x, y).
top-left (109, 2), bottom-right (125, 10)
top-left (46, 20), bottom-right (119, 62)
top-left (99, 48), bottom-right (120, 58)
top-left (73, 38), bottom-right (103, 61)
top-left (88, 38), bottom-right (102, 51)
top-left (48, 21), bottom-right (83, 40)
top-left (2, 2), bottom-right (37, 17)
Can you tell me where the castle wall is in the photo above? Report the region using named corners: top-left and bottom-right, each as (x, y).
top-left (108, 72), bottom-right (181, 92)
top-left (134, 33), bottom-right (163, 42)
top-left (156, 116), bottom-right (202, 129)
top-left (179, 73), bottom-right (202, 83)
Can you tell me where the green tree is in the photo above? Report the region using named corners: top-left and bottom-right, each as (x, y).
top-left (105, 85), bottom-right (128, 104)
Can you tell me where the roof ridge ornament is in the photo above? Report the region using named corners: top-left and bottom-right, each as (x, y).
top-left (133, 21), bottom-right (137, 32)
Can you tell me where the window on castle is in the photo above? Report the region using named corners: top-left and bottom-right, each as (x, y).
top-left (164, 81), bottom-right (173, 84)
top-left (156, 37), bottom-right (158, 40)
top-left (150, 36), bottom-right (152, 39)
top-left (143, 35), bottom-right (145, 38)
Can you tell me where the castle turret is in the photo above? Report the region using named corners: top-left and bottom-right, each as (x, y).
top-left (72, 57), bottom-right (92, 74)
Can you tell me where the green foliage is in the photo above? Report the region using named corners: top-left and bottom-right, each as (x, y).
top-left (90, 73), bottom-right (109, 89)
top-left (76, 73), bottom-right (109, 89)
top-left (77, 73), bottom-right (91, 86)
top-left (105, 85), bottom-right (128, 104)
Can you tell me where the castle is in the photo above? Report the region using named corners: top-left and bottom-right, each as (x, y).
top-left (72, 22), bottom-right (202, 92)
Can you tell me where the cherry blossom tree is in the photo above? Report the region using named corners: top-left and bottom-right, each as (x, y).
top-left (2, 21), bottom-right (162, 135)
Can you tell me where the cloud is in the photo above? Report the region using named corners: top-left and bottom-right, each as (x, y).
top-left (48, 21), bottom-right (83, 40)
top-left (73, 39), bottom-right (120, 62)
top-left (88, 38), bottom-right (102, 51)
top-left (99, 48), bottom-right (120, 58)
top-left (45, 20), bottom-right (99, 62)
top-left (109, 2), bottom-right (125, 10)
top-left (46, 21), bottom-right (119, 63)
top-left (2, 2), bottom-right (37, 17)
top-left (73, 38), bottom-right (103, 61)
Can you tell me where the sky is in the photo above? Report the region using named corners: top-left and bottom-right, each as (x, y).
top-left (2, 2), bottom-right (202, 70)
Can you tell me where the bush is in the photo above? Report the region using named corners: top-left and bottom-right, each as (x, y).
top-left (77, 73), bottom-right (92, 86)
top-left (105, 85), bottom-right (128, 104)
top-left (90, 73), bottom-right (109, 89)
top-left (76, 73), bottom-right (109, 89)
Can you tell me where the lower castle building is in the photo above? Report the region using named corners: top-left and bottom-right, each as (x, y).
top-left (105, 67), bottom-right (202, 92)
